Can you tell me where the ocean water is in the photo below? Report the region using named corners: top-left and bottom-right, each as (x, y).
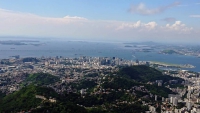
top-left (0, 41), bottom-right (200, 72)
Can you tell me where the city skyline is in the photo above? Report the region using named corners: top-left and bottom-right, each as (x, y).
top-left (0, 0), bottom-right (200, 44)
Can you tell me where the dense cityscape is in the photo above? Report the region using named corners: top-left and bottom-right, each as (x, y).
top-left (0, 56), bottom-right (200, 112)
top-left (1, 0), bottom-right (200, 113)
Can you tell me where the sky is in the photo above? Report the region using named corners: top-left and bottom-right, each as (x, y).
top-left (0, 0), bottom-right (200, 43)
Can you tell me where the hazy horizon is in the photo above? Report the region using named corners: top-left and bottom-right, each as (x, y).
top-left (0, 0), bottom-right (200, 44)
top-left (0, 36), bottom-right (200, 46)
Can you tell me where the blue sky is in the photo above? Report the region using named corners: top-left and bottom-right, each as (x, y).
top-left (0, 0), bottom-right (200, 43)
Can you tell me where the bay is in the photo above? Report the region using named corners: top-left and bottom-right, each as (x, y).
top-left (0, 41), bottom-right (200, 72)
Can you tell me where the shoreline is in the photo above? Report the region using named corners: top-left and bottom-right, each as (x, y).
top-left (149, 61), bottom-right (195, 69)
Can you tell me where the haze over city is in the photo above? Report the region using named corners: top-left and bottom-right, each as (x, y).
top-left (0, 0), bottom-right (200, 43)
top-left (2, 1), bottom-right (200, 113)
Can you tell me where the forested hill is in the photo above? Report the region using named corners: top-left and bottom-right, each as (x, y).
top-left (0, 65), bottom-right (184, 113)
top-left (0, 85), bottom-right (87, 113)
top-left (23, 73), bottom-right (59, 86)
top-left (118, 65), bottom-right (182, 82)
top-left (0, 85), bottom-right (57, 112)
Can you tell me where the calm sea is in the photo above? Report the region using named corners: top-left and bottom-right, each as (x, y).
top-left (0, 41), bottom-right (200, 72)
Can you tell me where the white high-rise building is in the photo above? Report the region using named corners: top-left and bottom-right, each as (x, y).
top-left (155, 95), bottom-right (157, 101)
top-left (187, 101), bottom-right (192, 111)
top-left (170, 97), bottom-right (173, 103)
top-left (173, 97), bottom-right (178, 106)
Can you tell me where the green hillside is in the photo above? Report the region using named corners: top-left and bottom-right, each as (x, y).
top-left (0, 85), bottom-right (87, 113)
top-left (23, 73), bottom-right (59, 86)
top-left (0, 85), bottom-right (42, 112)
top-left (0, 91), bottom-right (5, 102)
top-left (118, 65), bottom-right (162, 82)
top-left (102, 75), bottom-right (140, 90)
top-left (118, 65), bottom-right (182, 82)
top-left (0, 65), bottom-right (184, 112)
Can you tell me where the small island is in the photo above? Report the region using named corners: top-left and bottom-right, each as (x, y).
top-left (0, 40), bottom-right (43, 46)
top-left (160, 49), bottom-right (179, 54)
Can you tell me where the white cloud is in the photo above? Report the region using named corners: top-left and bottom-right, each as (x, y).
top-left (116, 21), bottom-right (192, 34)
top-left (0, 8), bottom-right (90, 37)
top-left (116, 21), bottom-right (157, 30)
top-left (165, 21), bottom-right (193, 33)
top-left (63, 16), bottom-right (88, 20)
top-left (128, 2), bottom-right (180, 15)
top-left (144, 22), bottom-right (157, 29)
top-left (116, 21), bottom-right (141, 30)
top-left (190, 15), bottom-right (200, 18)
top-left (0, 8), bottom-right (198, 43)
